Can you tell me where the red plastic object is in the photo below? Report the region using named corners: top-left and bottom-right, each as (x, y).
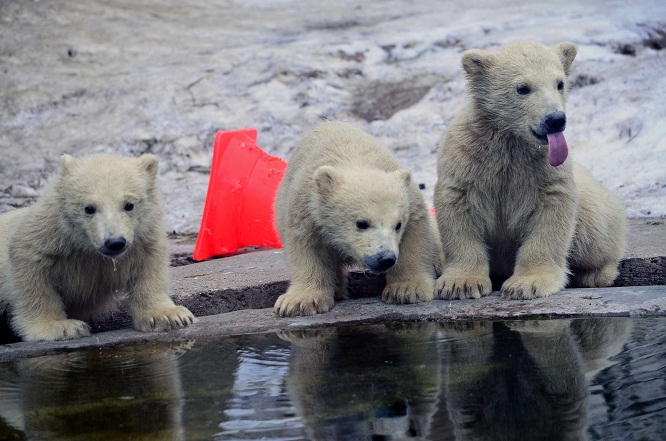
top-left (193, 128), bottom-right (286, 261)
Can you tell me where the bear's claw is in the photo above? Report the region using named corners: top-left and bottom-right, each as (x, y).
top-left (382, 279), bottom-right (434, 304)
top-left (134, 305), bottom-right (196, 332)
top-left (274, 288), bottom-right (335, 317)
top-left (505, 319), bottom-right (571, 334)
top-left (500, 273), bottom-right (564, 300)
top-left (24, 319), bottom-right (91, 342)
top-left (435, 275), bottom-right (491, 300)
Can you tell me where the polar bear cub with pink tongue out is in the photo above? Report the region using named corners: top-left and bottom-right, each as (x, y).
top-left (434, 41), bottom-right (626, 300)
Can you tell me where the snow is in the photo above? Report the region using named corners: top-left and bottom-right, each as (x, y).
top-left (0, 0), bottom-right (664, 232)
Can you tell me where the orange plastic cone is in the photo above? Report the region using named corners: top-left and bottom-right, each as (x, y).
top-left (193, 128), bottom-right (286, 261)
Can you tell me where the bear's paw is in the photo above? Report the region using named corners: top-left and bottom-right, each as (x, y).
top-left (274, 287), bottom-right (335, 317)
top-left (435, 274), bottom-right (491, 300)
top-left (505, 319), bottom-right (571, 334)
top-left (438, 321), bottom-right (492, 336)
top-left (573, 264), bottom-right (619, 288)
top-left (277, 328), bottom-right (337, 343)
top-left (382, 278), bottom-right (434, 305)
top-left (501, 272), bottom-right (564, 300)
top-left (133, 305), bottom-right (196, 332)
top-left (24, 319), bottom-right (91, 342)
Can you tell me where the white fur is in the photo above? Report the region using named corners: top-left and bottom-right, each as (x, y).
top-left (0, 154), bottom-right (194, 341)
top-left (274, 121), bottom-right (443, 316)
top-left (434, 41), bottom-right (626, 300)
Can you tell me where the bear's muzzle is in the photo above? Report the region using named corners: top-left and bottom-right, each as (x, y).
top-left (99, 237), bottom-right (128, 257)
top-left (364, 250), bottom-right (397, 273)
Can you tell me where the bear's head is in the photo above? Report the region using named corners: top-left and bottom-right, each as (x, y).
top-left (313, 166), bottom-right (411, 273)
top-left (56, 154), bottom-right (162, 259)
top-left (462, 41), bottom-right (577, 166)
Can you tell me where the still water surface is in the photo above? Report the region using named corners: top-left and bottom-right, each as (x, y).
top-left (0, 317), bottom-right (664, 440)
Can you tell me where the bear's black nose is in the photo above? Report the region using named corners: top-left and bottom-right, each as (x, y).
top-left (544, 111), bottom-right (566, 133)
top-left (365, 250), bottom-right (397, 273)
top-left (101, 237), bottom-right (127, 256)
top-left (377, 251), bottom-right (397, 271)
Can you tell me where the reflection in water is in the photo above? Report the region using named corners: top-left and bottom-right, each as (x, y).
top-left (440, 319), bottom-right (632, 441)
top-left (0, 317), bottom-right (664, 440)
top-left (0, 341), bottom-right (192, 440)
top-left (278, 323), bottom-right (443, 441)
top-left (216, 343), bottom-right (303, 439)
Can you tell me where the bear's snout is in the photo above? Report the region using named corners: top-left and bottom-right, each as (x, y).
top-left (99, 237), bottom-right (128, 257)
top-left (543, 111), bottom-right (566, 134)
top-left (364, 250), bottom-right (397, 273)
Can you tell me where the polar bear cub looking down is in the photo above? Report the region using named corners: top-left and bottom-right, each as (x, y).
top-left (434, 41), bottom-right (626, 300)
top-left (274, 121), bottom-right (442, 316)
top-left (0, 154), bottom-right (195, 341)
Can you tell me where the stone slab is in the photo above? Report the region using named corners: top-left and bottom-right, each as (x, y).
top-left (1, 285), bottom-right (664, 362)
top-left (0, 218), bottom-right (664, 360)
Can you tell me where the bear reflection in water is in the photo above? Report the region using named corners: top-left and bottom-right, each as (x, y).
top-left (0, 339), bottom-right (239, 441)
top-left (282, 318), bottom-right (631, 440)
top-left (280, 323), bottom-right (443, 440)
top-left (0, 318), bottom-right (632, 440)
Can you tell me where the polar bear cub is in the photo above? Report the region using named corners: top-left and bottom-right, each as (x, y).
top-left (274, 121), bottom-right (442, 316)
top-left (0, 154), bottom-right (195, 341)
top-left (434, 41), bottom-right (626, 300)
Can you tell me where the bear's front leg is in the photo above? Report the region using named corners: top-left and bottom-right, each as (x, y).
top-left (129, 247), bottom-right (195, 332)
top-left (383, 213), bottom-right (435, 304)
top-left (434, 187), bottom-right (492, 300)
top-left (274, 237), bottom-right (338, 317)
top-left (11, 275), bottom-right (91, 341)
top-left (501, 194), bottom-right (576, 299)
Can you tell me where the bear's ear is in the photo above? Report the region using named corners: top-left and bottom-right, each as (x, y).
top-left (553, 41), bottom-right (577, 76)
top-left (138, 154), bottom-right (159, 179)
top-left (461, 49), bottom-right (493, 77)
top-left (59, 154), bottom-right (76, 176)
top-left (392, 169), bottom-right (412, 188)
top-left (314, 165), bottom-right (343, 195)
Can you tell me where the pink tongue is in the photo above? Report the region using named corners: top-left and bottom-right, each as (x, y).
top-left (547, 132), bottom-right (568, 167)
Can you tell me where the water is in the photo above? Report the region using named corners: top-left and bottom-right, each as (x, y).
top-left (0, 318), bottom-right (664, 440)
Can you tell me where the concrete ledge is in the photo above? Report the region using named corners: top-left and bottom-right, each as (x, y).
top-left (0, 218), bottom-right (664, 360)
top-left (157, 219), bottom-right (666, 322)
top-left (89, 249), bottom-right (387, 333)
top-left (1, 285), bottom-right (664, 362)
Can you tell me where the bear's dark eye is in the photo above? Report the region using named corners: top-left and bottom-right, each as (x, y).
top-left (557, 80), bottom-right (564, 91)
top-left (356, 220), bottom-right (370, 230)
top-left (124, 202), bottom-right (134, 212)
top-left (395, 222), bottom-right (402, 232)
top-left (84, 205), bottom-right (96, 215)
top-left (516, 85), bottom-right (531, 95)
